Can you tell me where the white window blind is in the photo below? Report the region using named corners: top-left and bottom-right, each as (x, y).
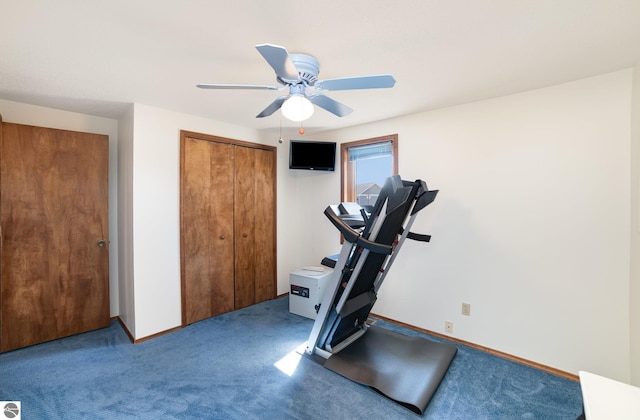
top-left (348, 141), bottom-right (393, 161)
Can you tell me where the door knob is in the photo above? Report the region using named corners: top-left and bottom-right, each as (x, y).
top-left (242, 233), bottom-right (248, 238)
top-left (97, 239), bottom-right (106, 247)
top-left (219, 235), bottom-right (225, 240)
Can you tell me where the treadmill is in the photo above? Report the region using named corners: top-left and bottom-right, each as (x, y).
top-left (305, 175), bottom-right (457, 415)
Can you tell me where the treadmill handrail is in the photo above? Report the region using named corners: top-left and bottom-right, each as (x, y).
top-left (407, 232), bottom-right (432, 242)
top-left (398, 227), bottom-right (432, 242)
top-left (324, 206), bottom-right (393, 255)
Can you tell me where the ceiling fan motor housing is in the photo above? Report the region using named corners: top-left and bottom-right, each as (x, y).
top-left (287, 54), bottom-right (319, 86)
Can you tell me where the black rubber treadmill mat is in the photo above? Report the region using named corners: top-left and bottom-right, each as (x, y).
top-left (323, 325), bottom-right (457, 415)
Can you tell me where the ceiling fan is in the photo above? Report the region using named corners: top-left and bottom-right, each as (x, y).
top-left (197, 43), bottom-right (396, 122)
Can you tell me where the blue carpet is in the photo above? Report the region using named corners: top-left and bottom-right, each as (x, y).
top-left (0, 297), bottom-right (583, 419)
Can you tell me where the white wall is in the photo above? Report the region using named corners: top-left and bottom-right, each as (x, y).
top-left (281, 167), bottom-right (343, 271)
top-left (275, 137), bottom-right (319, 290)
top-left (296, 70), bottom-right (633, 381)
top-left (630, 65), bottom-right (640, 386)
top-left (117, 105), bottom-right (135, 335)
top-left (0, 99), bottom-right (120, 317)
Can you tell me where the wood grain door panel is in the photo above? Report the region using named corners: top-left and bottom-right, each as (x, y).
top-left (234, 146), bottom-right (257, 309)
top-left (253, 148), bottom-right (276, 302)
top-left (234, 146), bottom-right (276, 308)
top-left (0, 123), bottom-right (110, 352)
top-left (181, 138), bottom-right (235, 324)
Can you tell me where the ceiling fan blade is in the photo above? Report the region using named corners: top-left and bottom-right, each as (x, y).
top-left (255, 44), bottom-right (300, 82)
top-left (308, 93), bottom-right (353, 117)
top-left (197, 83), bottom-right (279, 90)
top-left (256, 96), bottom-right (288, 118)
top-left (314, 74), bottom-right (396, 91)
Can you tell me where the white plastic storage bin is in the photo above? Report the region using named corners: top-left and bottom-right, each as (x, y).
top-left (289, 268), bottom-right (333, 319)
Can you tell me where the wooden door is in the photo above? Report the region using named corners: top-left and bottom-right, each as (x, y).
top-left (181, 137), bottom-right (235, 324)
top-left (234, 146), bottom-right (276, 309)
top-left (0, 122), bottom-right (110, 352)
top-left (252, 148), bottom-right (276, 303)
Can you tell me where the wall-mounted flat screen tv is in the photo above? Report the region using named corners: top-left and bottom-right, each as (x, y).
top-left (289, 140), bottom-right (336, 171)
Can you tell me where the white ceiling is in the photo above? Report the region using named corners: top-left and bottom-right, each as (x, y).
top-left (1, 0), bottom-right (640, 135)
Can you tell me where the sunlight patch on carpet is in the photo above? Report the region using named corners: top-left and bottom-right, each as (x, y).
top-left (274, 342), bottom-right (307, 376)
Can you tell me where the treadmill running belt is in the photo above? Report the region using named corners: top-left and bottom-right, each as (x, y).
top-left (323, 325), bottom-right (457, 415)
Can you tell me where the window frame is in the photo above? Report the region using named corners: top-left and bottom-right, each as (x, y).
top-left (340, 134), bottom-right (399, 203)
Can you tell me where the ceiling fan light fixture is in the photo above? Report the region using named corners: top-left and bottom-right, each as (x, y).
top-left (281, 94), bottom-right (314, 122)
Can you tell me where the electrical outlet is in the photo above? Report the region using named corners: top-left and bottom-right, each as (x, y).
top-left (445, 320), bottom-right (453, 334)
top-left (462, 302), bottom-right (471, 316)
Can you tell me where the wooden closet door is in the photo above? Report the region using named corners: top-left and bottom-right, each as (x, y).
top-left (181, 131), bottom-right (276, 323)
top-left (0, 122), bottom-right (110, 352)
top-left (252, 147), bottom-right (276, 303)
top-left (234, 146), bottom-right (276, 309)
top-left (181, 138), bottom-right (235, 324)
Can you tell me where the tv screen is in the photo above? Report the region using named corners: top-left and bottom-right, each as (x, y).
top-left (289, 140), bottom-right (336, 171)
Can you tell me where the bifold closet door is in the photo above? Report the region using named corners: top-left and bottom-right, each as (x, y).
top-left (234, 146), bottom-right (276, 309)
top-left (181, 138), bottom-right (235, 325)
top-left (0, 122), bottom-right (110, 352)
top-left (181, 132), bottom-right (277, 326)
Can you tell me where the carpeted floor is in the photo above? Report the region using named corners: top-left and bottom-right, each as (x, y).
top-left (0, 296), bottom-right (583, 419)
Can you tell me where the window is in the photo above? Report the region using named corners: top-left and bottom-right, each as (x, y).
top-left (341, 135), bottom-right (398, 207)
